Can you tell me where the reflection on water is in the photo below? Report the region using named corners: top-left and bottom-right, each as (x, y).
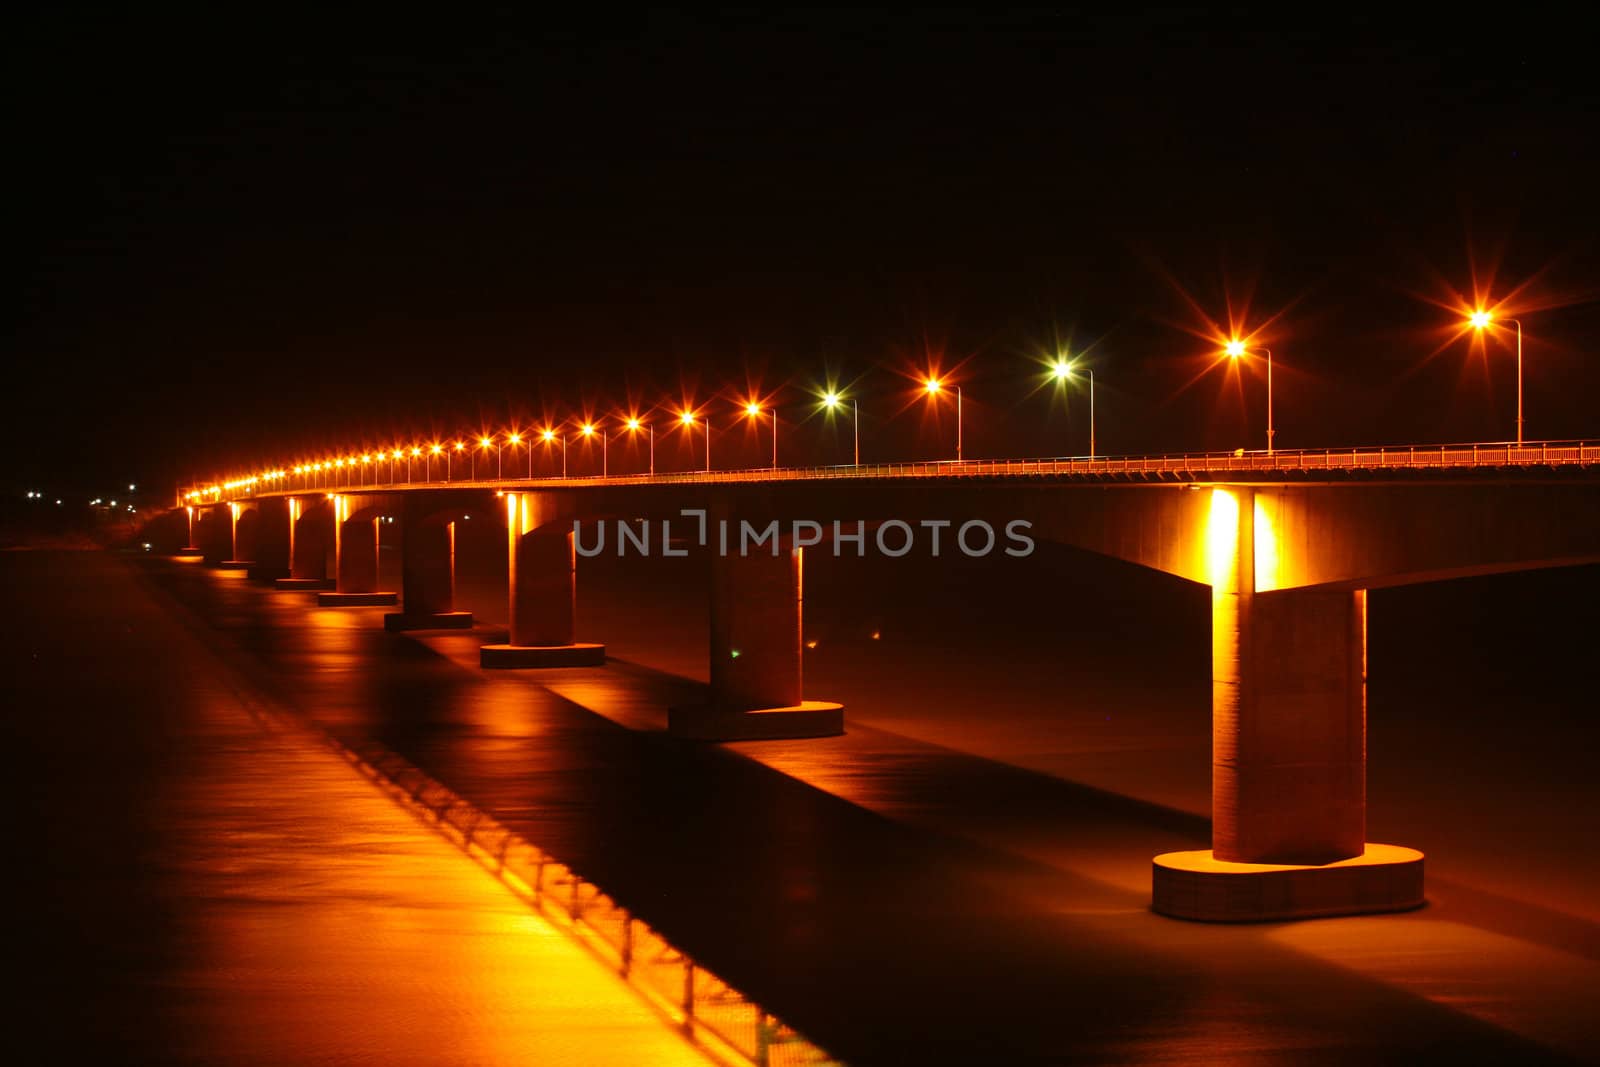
top-left (18, 542), bottom-right (1597, 1064)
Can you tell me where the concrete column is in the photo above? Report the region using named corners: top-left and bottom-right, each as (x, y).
top-left (512, 525), bottom-right (577, 646)
top-left (480, 491), bottom-right (602, 666)
top-left (668, 536), bottom-right (841, 741)
top-left (276, 497), bottom-right (335, 589)
top-left (317, 496), bottom-right (397, 606)
top-left (1154, 486), bottom-right (1415, 921)
top-left (247, 498), bottom-right (290, 581)
top-left (708, 546), bottom-right (803, 710)
top-left (219, 502), bottom-right (254, 569)
top-left (386, 514), bottom-right (472, 631)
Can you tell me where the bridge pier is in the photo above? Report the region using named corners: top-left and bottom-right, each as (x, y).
top-left (246, 498), bottom-right (290, 581)
top-left (275, 496), bottom-right (336, 590)
top-left (1153, 488), bottom-right (1422, 921)
top-left (218, 502), bottom-right (256, 570)
top-left (318, 497), bottom-right (398, 606)
top-left (175, 505), bottom-right (203, 557)
top-left (480, 492), bottom-right (604, 666)
top-left (669, 544), bottom-right (843, 741)
top-left (386, 507), bottom-right (473, 631)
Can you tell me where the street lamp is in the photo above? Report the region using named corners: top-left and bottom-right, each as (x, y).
top-left (507, 431), bottom-right (526, 477)
top-left (744, 401), bottom-right (778, 468)
top-left (1224, 339), bottom-right (1275, 453)
top-left (580, 422), bottom-right (607, 477)
top-left (625, 417), bottom-right (653, 475)
top-left (1051, 358), bottom-right (1096, 458)
top-left (1468, 309), bottom-right (1526, 445)
top-left (451, 440), bottom-right (463, 481)
top-left (541, 428), bottom-right (566, 477)
top-left (679, 409), bottom-right (710, 472)
top-left (924, 377), bottom-right (962, 460)
top-left (821, 391), bottom-right (859, 465)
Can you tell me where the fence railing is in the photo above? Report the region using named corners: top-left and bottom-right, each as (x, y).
top-left (197, 440), bottom-right (1600, 501)
top-left (341, 739), bottom-right (841, 1067)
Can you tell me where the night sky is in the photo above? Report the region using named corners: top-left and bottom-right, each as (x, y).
top-left (12, 10), bottom-right (1600, 494)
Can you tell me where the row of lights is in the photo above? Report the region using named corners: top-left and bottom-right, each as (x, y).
top-left (186, 305), bottom-right (1527, 500)
top-left (185, 360), bottom-right (1096, 500)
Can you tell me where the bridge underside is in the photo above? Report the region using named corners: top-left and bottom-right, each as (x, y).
top-left (197, 476), bottom-right (1599, 920)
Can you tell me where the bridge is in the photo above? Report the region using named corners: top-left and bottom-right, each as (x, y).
top-left (174, 439), bottom-right (1600, 924)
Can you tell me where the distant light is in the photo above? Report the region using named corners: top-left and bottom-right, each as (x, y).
top-left (454, 441), bottom-right (464, 451)
top-left (924, 378), bottom-right (942, 394)
top-left (626, 418), bottom-right (642, 431)
top-left (542, 429), bottom-right (556, 442)
top-left (480, 436), bottom-right (493, 448)
top-left (1051, 359), bottom-right (1071, 380)
top-left (745, 402), bottom-right (762, 417)
top-left (392, 450), bottom-right (403, 460)
top-left (822, 392), bottom-right (841, 408)
top-left (508, 433), bottom-right (522, 445)
top-left (55, 499), bottom-right (61, 506)
top-left (730, 648), bottom-right (741, 658)
top-left (129, 483), bottom-right (136, 491)
top-left (679, 411), bottom-right (695, 426)
top-left (870, 630), bottom-right (881, 640)
top-left (411, 447), bottom-right (421, 457)
top-left (110, 500), bottom-right (117, 507)
top-left (430, 444), bottom-right (442, 455)
top-left (805, 639), bottom-right (819, 649)
top-left (1224, 340), bottom-right (1247, 358)
top-left (1469, 309), bottom-right (1493, 330)
top-left (580, 423), bottom-right (596, 436)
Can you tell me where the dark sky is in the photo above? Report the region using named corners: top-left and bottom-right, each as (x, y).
top-left (11, 9), bottom-right (1600, 493)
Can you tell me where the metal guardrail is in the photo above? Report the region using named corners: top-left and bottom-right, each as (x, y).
top-left (341, 740), bottom-right (841, 1067)
top-left (196, 440), bottom-right (1600, 501)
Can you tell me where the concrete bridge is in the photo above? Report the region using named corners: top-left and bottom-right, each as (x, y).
top-left (177, 440), bottom-right (1600, 923)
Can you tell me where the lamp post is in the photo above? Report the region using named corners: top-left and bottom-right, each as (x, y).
top-left (1050, 359), bottom-right (1096, 457)
top-left (1224, 340), bottom-right (1274, 453)
top-left (507, 432), bottom-right (526, 478)
top-left (821, 391), bottom-right (859, 465)
top-left (679, 410), bottom-right (709, 471)
top-left (626, 417), bottom-right (652, 475)
top-left (745, 402), bottom-right (778, 467)
top-left (924, 378), bottom-right (961, 460)
top-left (580, 422), bottom-right (608, 477)
top-left (1469, 309), bottom-right (1525, 445)
top-left (542, 428), bottom-right (566, 477)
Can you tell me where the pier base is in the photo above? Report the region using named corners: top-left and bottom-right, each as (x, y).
top-left (317, 591), bottom-right (399, 606)
top-left (669, 701), bottom-right (845, 742)
top-left (385, 611), bottom-right (474, 632)
top-left (480, 642), bottom-right (605, 668)
top-left (218, 560), bottom-right (254, 571)
top-left (275, 577), bottom-right (336, 590)
top-left (1152, 843), bottom-right (1424, 922)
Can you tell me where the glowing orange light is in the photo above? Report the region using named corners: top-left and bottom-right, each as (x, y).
top-left (679, 411), bottom-right (695, 426)
top-left (580, 423), bottom-right (596, 436)
top-left (924, 378), bottom-right (942, 394)
top-left (453, 441), bottom-right (464, 451)
top-left (745, 402), bottom-right (762, 417)
top-left (479, 436), bottom-right (493, 448)
top-left (822, 391), bottom-right (841, 408)
top-left (508, 432), bottom-right (522, 445)
top-left (411, 447), bottom-right (421, 457)
top-left (626, 418), bottom-right (642, 431)
top-left (541, 429), bottom-right (556, 442)
top-left (1051, 359), bottom-right (1072, 380)
top-left (1225, 339), bottom-right (1247, 358)
top-left (430, 444), bottom-right (442, 455)
top-left (392, 450), bottom-right (403, 461)
top-left (1469, 309), bottom-right (1493, 330)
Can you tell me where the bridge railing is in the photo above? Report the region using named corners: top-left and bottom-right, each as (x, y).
top-left (199, 439), bottom-right (1600, 500)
